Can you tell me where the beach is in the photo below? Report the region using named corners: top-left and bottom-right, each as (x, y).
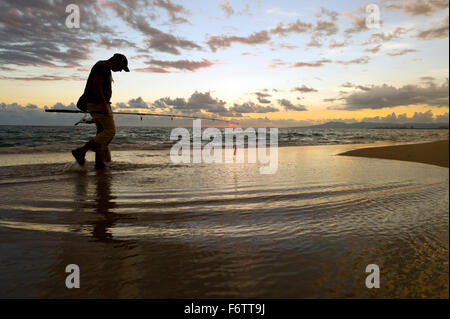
top-left (0, 141), bottom-right (448, 298)
top-left (1, 0), bottom-right (449, 305)
top-left (340, 140), bottom-right (449, 168)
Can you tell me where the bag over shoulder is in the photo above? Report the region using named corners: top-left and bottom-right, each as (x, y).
top-left (76, 94), bottom-right (88, 112)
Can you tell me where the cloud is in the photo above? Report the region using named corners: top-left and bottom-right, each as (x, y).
top-left (435, 112), bottom-right (450, 122)
top-left (219, 1), bottom-right (251, 17)
top-left (220, 0), bottom-right (235, 17)
top-left (278, 99), bottom-right (308, 111)
top-left (365, 44), bottom-right (382, 53)
top-left (384, 0), bottom-right (449, 16)
top-left (49, 102), bottom-right (78, 110)
top-left (309, 7), bottom-right (339, 42)
top-left (317, 7), bottom-right (339, 21)
top-left (291, 59), bottom-right (332, 68)
top-left (0, 100), bottom-right (223, 126)
top-left (269, 7), bottom-right (338, 48)
top-left (230, 116), bottom-right (314, 127)
top-left (206, 30), bottom-right (271, 52)
top-left (276, 43), bottom-right (300, 50)
top-left (420, 76), bottom-right (437, 85)
top-left (257, 97), bottom-right (271, 104)
top-left (416, 15), bottom-right (449, 39)
top-left (363, 27), bottom-right (409, 44)
top-left (386, 48), bottom-right (418, 56)
top-left (151, 92), bottom-right (280, 117)
top-left (272, 56), bottom-right (370, 69)
top-left (0, 66), bottom-right (14, 71)
top-left (207, 6), bottom-right (340, 52)
top-left (306, 37), bottom-right (323, 48)
top-left (208, 6), bottom-right (339, 52)
top-left (329, 40), bottom-right (347, 48)
top-left (154, 91), bottom-right (230, 116)
top-left (270, 19), bottom-right (312, 36)
top-left (0, 0), bottom-right (111, 67)
top-left (115, 97), bottom-right (151, 109)
top-left (105, 2), bottom-right (201, 54)
top-left (153, 97), bottom-right (187, 109)
top-left (134, 67), bottom-right (172, 73)
top-left (99, 36), bottom-right (137, 49)
top-left (153, 0), bottom-right (190, 24)
top-left (253, 92), bottom-right (272, 104)
top-left (344, 14), bottom-right (369, 34)
top-left (0, 74), bottom-right (84, 81)
top-left (230, 102), bottom-right (278, 114)
top-left (136, 58), bottom-right (215, 72)
top-left (292, 85), bottom-right (318, 93)
top-left (314, 19), bottom-right (339, 37)
top-left (2, 101), bottom-right (447, 127)
top-left (323, 96), bottom-right (345, 103)
top-left (430, 0), bottom-right (450, 9)
top-left (330, 79), bottom-right (449, 110)
top-left (141, 27), bottom-right (202, 54)
top-left (336, 56), bottom-right (370, 65)
top-left (187, 92), bottom-right (227, 112)
top-left (303, 111), bottom-right (449, 125)
top-left (286, 56), bottom-right (370, 68)
top-left (340, 82), bottom-right (371, 91)
top-left (0, 102), bottom-right (80, 125)
top-left (361, 110), bottom-right (448, 123)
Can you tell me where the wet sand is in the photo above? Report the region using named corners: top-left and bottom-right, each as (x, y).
top-left (339, 140), bottom-right (449, 168)
top-left (0, 144), bottom-right (448, 298)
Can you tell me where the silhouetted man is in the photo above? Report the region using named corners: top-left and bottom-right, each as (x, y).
top-left (72, 53), bottom-right (129, 169)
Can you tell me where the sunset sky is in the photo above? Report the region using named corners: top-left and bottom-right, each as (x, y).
top-left (0, 0), bottom-right (448, 126)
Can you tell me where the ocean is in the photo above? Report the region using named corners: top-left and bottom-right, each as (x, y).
top-left (0, 126), bottom-right (448, 298)
top-left (0, 125), bottom-right (448, 153)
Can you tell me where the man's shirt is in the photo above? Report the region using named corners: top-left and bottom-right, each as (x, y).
top-left (84, 60), bottom-right (112, 104)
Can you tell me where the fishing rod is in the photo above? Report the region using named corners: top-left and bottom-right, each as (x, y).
top-left (45, 109), bottom-right (239, 125)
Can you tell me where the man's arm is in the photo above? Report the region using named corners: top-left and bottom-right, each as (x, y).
top-left (92, 75), bottom-right (110, 113)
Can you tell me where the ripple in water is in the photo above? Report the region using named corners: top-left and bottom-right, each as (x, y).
top-left (0, 145), bottom-right (447, 298)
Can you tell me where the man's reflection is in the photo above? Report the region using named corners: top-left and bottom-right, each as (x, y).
top-left (92, 169), bottom-right (119, 241)
top-left (72, 169), bottom-right (119, 242)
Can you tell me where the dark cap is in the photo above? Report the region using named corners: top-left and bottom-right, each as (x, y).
top-left (111, 53), bottom-right (130, 72)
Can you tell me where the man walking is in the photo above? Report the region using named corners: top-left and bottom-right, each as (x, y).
top-left (72, 53), bottom-right (129, 169)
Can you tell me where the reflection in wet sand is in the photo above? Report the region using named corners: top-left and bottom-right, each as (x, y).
top-left (71, 170), bottom-right (121, 241)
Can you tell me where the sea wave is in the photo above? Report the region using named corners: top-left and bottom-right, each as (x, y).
top-left (0, 126), bottom-right (448, 154)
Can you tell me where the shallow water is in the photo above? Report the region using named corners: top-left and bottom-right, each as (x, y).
top-left (0, 145), bottom-right (448, 298)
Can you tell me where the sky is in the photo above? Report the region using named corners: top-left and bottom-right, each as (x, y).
top-left (0, 0), bottom-right (449, 126)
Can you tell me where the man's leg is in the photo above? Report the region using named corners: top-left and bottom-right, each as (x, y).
top-left (96, 146), bottom-right (111, 167)
top-left (95, 123), bottom-right (113, 165)
top-left (72, 140), bottom-right (98, 166)
top-left (105, 145), bottom-right (112, 163)
top-left (72, 104), bottom-right (115, 167)
top-left (94, 119), bottom-right (106, 166)
top-left (91, 111), bottom-right (115, 169)
top-left (104, 131), bottom-right (114, 164)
